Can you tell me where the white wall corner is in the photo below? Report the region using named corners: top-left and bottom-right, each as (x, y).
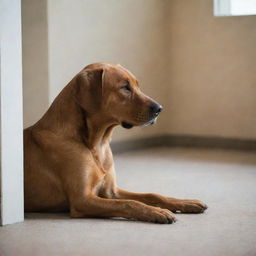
top-left (0, 0), bottom-right (24, 225)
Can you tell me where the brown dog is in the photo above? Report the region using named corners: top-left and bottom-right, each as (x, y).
top-left (24, 63), bottom-right (207, 224)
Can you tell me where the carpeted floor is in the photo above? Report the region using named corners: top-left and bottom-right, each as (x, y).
top-left (1, 147), bottom-right (256, 256)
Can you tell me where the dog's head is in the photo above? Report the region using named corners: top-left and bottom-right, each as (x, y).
top-left (74, 63), bottom-right (162, 129)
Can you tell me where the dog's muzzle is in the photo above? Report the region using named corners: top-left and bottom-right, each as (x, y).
top-left (122, 103), bottom-right (163, 129)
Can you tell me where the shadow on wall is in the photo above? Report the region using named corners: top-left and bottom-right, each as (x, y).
top-left (22, 0), bottom-right (49, 127)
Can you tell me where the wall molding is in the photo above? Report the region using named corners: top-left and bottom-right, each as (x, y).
top-left (111, 135), bottom-right (256, 154)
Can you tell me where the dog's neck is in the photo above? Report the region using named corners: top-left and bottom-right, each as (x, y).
top-left (84, 115), bottom-right (116, 149)
top-left (35, 82), bottom-right (116, 149)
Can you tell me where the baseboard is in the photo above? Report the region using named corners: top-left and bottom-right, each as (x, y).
top-left (111, 135), bottom-right (256, 154)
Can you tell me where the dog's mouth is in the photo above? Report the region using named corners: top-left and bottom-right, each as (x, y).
top-left (142, 116), bottom-right (158, 127)
top-left (121, 117), bottom-right (158, 129)
top-left (121, 122), bottom-right (134, 129)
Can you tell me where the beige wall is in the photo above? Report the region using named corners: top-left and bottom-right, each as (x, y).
top-left (23, 0), bottom-right (169, 141)
top-left (47, 0), bottom-right (169, 141)
top-left (167, 0), bottom-right (256, 139)
top-left (22, 0), bottom-right (256, 141)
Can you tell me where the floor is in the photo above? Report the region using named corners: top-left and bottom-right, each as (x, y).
top-left (1, 147), bottom-right (256, 256)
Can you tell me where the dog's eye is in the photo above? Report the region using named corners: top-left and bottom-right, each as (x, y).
top-left (122, 84), bottom-right (131, 92)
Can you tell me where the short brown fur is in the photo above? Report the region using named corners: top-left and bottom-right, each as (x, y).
top-left (24, 63), bottom-right (207, 224)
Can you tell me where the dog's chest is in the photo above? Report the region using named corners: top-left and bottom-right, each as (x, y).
top-left (91, 146), bottom-right (112, 174)
top-left (93, 178), bottom-right (106, 195)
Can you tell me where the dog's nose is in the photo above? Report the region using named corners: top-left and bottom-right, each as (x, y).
top-left (150, 103), bottom-right (163, 116)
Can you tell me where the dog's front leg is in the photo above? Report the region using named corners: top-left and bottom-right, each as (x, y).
top-left (64, 154), bottom-right (176, 223)
top-left (70, 195), bottom-right (176, 224)
top-left (115, 188), bottom-right (207, 213)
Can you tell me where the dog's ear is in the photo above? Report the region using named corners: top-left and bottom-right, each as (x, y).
top-left (74, 68), bottom-right (105, 112)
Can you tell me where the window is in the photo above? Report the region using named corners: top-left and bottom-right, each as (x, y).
top-left (214, 0), bottom-right (256, 16)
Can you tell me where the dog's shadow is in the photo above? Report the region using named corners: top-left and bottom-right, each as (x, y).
top-left (25, 212), bottom-right (140, 223)
top-left (25, 212), bottom-right (184, 224)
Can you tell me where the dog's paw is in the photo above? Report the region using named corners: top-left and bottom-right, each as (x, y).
top-left (178, 199), bottom-right (208, 213)
top-left (142, 207), bottom-right (177, 224)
